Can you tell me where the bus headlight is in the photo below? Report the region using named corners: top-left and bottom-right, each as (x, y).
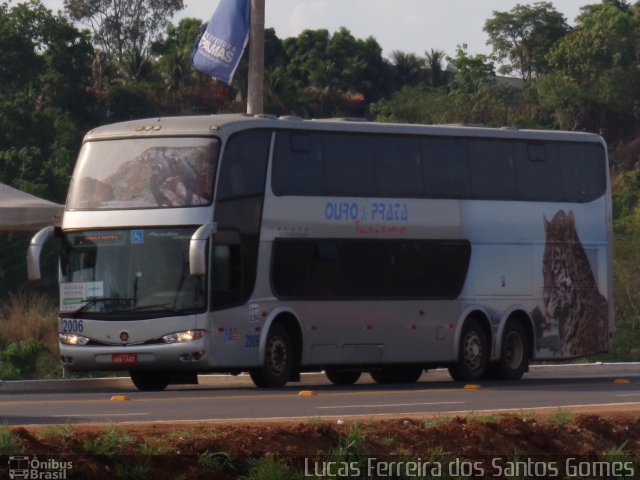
top-left (59, 333), bottom-right (90, 346)
top-left (163, 330), bottom-right (206, 344)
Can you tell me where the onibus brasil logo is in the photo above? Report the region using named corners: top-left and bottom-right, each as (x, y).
top-left (8, 456), bottom-right (72, 479)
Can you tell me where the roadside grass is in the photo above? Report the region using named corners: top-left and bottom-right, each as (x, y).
top-left (424, 416), bottom-right (452, 429)
top-left (379, 435), bottom-right (396, 447)
top-left (139, 439), bottom-right (169, 456)
top-left (0, 292), bottom-right (61, 380)
top-left (0, 426), bottom-right (23, 455)
top-left (197, 450), bottom-right (236, 473)
top-left (35, 424), bottom-right (74, 441)
top-left (544, 409), bottom-right (575, 425)
top-left (114, 463), bottom-right (148, 480)
top-left (604, 442), bottom-right (628, 456)
top-left (330, 422), bottom-right (367, 462)
top-left (513, 411), bottom-right (537, 422)
top-left (0, 292), bottom-right (58, 353)
top-left (240, 457), bottom-right (292, 480)
top-left (165, 427), bottom-right (205, 447)
top-left (83, 425), bottom-right (133, 456)
top-left (306, 417), bottom-right (327, 425)
top-left (7, 415), bottom-right (640, 479)
top-left (466, 411), bottom-right (499, 423)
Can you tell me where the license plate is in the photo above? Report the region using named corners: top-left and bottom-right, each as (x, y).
top-left (112, 353), bottom-right (137, 365)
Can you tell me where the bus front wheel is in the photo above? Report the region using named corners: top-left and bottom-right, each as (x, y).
top-left (325, 368), bottom-right (361, 385)
top-left (370, 367), bottom-right (423, 384)
top-left (448, 318), bottom-right (488, 381)
top-left (249, 323), bottom-right (293, 388)
top-left (130, 371), bottom-right (170, 391)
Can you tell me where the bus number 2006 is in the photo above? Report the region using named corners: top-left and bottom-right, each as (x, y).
top-left (61, 319), bottom-right (84, 333)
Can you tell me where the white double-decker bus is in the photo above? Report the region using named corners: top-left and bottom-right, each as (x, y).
top-left (28, 114), bottom-right (613, 390)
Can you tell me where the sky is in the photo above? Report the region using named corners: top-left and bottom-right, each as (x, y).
top-left (39, 0), bottom-right (594, 58)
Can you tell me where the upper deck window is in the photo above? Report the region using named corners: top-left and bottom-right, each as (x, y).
top-left (66, 138), bottom-right (219, 210)
top-left (272, 131), bottom-right (607, 203)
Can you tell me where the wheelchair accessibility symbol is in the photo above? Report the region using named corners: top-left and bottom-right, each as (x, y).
top-left (131, 230), bottom-right (144, 244)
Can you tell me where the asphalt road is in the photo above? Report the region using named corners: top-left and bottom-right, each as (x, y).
top-left (1, 363), bottom-right (639, 425)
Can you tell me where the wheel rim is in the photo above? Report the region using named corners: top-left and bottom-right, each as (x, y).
top-left (266, 336), bottom-right (287, 377)
top-left (463, 332), bottom-right (483, 371)
top-left (504, 331), bottom-right (524, 370)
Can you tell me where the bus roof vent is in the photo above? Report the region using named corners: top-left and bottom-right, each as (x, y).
top-left (500, 126), bottom-right (519, 131)
top-left (440, 123), bottom-right (485, 128)
top-left (278, 115), bottom-right (303, 121)
top-left (253, 113), bottom-right (277, 120)
top-left (325, 117), bottom-right (370, 122)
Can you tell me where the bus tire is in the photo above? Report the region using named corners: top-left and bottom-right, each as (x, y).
top-left (494, 321), bottom-right (529, 380)
top-left (448, 318), bottom-right (488, 381)
top-left (325, 368), bottom-right (361, 386)
top-left (249, 323), bottom-right (293, 388)
top-left (370, 366), bottom-right (423, 384)
top-left (130, 371), bottom-right (170, 391)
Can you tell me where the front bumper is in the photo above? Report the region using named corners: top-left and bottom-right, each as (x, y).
top-left (59, 337), bottom-right (211, 371)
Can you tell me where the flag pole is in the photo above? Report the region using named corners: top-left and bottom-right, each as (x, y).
top-left (247, 0), bottom-right (265, 114)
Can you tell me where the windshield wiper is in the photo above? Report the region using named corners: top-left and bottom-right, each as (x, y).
top-left (119, 303), bottom-right (184, 315)
top-left (64, 297), bottom-right (133, 317)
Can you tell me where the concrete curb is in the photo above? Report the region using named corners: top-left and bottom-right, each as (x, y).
top-left (0, 376), bottom-right (134, 393)
top-left (0, 372), bottom-right (314, 393)
top-left (0, 363), bottom-right (637, 394)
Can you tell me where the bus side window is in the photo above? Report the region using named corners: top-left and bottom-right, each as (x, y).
top-left (469, 139), bottom-right (517, 200)
top-left (273, 132), bottom-right (324, 195)
top-left (212, 244), bottom-right (242, 306)
top-left (516, 141), bottom-right (561, 201)
top-left (558, 143), bottom-right (607, 203)
top-left (422, 138), bottom-right (470, 198)
top-left (212, 130), bottom-right (270, 309)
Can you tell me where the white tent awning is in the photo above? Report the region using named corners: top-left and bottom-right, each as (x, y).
top-left (0, 183), bottom-right (63, 231)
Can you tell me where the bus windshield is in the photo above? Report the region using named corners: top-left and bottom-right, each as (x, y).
top-left (59, 228), bottom-right (206, 316)
top-left (66, 137), bottom-right (219, 209)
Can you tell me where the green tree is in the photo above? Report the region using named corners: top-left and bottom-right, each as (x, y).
top-left (541, 1), bottom-right (640, 137)
top-left (263, 28), bottom-right (295, 115)
top-left (0, 1), bottom-right (95, 200)
top-left (0, 1), bottom-right (95, 298)
top-left (448, 45), bottom-right (496, 96)
top-left (327, 27), bottom-right (389, 102)
top-left (425, 48), bottom-right (448, 87)
top-left (484, 1), bottom-right (569, 80)
top-left (152, 17), bottom-right (201, 111)
top-left (370, 85), bottom-right (455, 124)
top-left (64, 0), bottom-right (184, 81)
top-left (389, 50), bottom-right (426, 89)
top-left (284, 28), bottom-right (388, 117)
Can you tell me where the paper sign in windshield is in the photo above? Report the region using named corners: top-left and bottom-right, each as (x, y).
top-left (60, 282), bottom-right (104, 312)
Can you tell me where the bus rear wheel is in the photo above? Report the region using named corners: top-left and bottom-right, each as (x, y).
top-left (325, 368), bottom-right (361, 385)
top-left (130, 371), bottom-right (170, 391)
top-left (249, 323), bottom-right (293, 388)
top-left (493, 321), bottom-right (529, 380)
top-left (448, 318), bottom-right (488, 381)
top-left (370, 366), bottom-right (423, 384)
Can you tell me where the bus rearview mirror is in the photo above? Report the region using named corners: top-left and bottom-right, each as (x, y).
top-left (27, 226), bottom-right (55, 281)
top-left (189, 222), bottom-right (217, 276)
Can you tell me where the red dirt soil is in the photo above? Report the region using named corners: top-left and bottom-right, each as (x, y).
top-left (2, 412), bottom-right (640, 479)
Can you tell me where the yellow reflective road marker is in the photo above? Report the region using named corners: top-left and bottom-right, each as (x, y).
top-left (298, 390), bottom-right (318, 397)
top-left (110, 395), bottom-right (131, 401)
top-left (464, 384), bottom-right (482, 390)
top-left (614, 378), bottom-right (631, 385)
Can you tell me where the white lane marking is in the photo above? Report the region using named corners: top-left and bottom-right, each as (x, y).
top-left (32, 401), bottom-right (640, 427)
top-left (51, 413), bottom-right (150, 418)
top-left (318, 401), bottom-right (464, 410)
top-left (614, 393), bottom-right (640, 397)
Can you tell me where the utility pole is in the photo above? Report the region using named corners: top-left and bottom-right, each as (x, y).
top-left (247, 0), bottom-right (265, 114)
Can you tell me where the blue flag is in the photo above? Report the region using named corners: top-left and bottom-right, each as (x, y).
top-left (191, 0), bottom-right (251, 84)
